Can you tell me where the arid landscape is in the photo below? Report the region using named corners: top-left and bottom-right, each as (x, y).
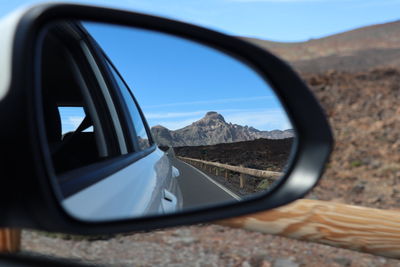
top-left (173, 137), bottom-right (293, 194)
top-left (22, 20), bottom-right (400, 266)
top-left (244, 20), bottom-right (400, 73)
top-left (303, 68), bottom-right (400, 209)
top-left (173, 137), bottom-right (293, 172)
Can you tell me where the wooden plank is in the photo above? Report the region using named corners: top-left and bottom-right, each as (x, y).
top-left (0, 228), bottom-right (21, 253)
top-left (216, 199), bottom-right (400, 259)
top-left (178, 156), bottom-right (282, 179)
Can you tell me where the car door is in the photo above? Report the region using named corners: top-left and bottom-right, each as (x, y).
top-left (40, 21), bottom-right (182, 221)
top-left (98, 55), bottom-right (183, 215)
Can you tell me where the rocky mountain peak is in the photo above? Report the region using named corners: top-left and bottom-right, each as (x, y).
top-left (195, 111), bottom-right (226, 127)
top-left (152, 125), bottom-right (169, 130)
top-left (151, 111), bottom-right (294, 147)
top-left (205, 111), bottom-right (219, 116)
top-left (205, 111), bottom-right (225, 121)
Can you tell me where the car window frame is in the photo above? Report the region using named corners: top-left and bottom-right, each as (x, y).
top-left (42, 24), bottom-right (118, 158)
top-left (84, 33), bottom-right (156, 152)
top-left (54, 22), bottom-right (158, 198)
top-left (40, 22), bottom-right (158, 199)
top-left (103, 56), bottom-right (154, 151)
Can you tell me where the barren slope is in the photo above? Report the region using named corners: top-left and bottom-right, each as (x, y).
top-left (244, 20), bottom-right (400, 73)
top-left (244, 20), bottom-right (400, 61)
top-left (305, 67), bottom-right (400, 208)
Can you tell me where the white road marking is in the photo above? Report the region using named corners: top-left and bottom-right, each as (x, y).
top-left (178, 160), bottom-right (242, 201)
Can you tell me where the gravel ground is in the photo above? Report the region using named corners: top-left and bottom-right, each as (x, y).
top-left (21, 225), bottom-right (400, 266)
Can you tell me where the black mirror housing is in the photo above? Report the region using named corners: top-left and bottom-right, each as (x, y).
top-left (0, 3), bottom-right (332, 234)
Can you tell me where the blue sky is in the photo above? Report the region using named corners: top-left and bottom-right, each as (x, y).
top-left (85, 22), bottom-right (289, 130)
top-left (2, 0), bottom-right (400, 42)
top-left (3, 0), bottom-right (400, 131)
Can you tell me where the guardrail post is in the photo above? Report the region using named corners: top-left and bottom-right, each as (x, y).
top-left (239, 173), bottom-right (245, 188)
top-left (239, 165), bottom-right (245, 188)
top-left (225, 170), bottom-right (229, 181)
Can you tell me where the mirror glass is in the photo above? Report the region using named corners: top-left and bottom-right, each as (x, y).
top-left (39, 20), bottom-right (296, 222)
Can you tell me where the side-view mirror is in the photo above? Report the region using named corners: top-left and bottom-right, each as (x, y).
top-left (0, 3), bottom-right (332, 234)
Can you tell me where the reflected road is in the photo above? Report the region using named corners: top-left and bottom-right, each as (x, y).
top-left (172, 158), bottom-right (240, 210)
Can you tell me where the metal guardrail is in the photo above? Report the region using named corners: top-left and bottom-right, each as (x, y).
top-left (178, 156), bottom-right (283, 188)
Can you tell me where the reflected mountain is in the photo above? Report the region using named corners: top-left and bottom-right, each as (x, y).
top-left (151, 111), bottom-right (294, 147)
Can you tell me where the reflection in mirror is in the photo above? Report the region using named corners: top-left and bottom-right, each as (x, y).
top-left (39, 20), bottom-right (295, 222)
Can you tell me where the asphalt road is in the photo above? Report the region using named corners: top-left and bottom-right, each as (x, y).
top-left (172, 158), bottom-right (240, 210)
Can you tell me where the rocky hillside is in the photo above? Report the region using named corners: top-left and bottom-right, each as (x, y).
top-left (304, 67), bottom-right (400, 209)
top-left (174, 137), bottom-right (293, 172)
top-left (244, 20), bottom-right (400, 73)
top-left (151, 111), bottom-right (294, 147)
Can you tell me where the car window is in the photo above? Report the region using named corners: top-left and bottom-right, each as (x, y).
top-left (41, 23), bottom-right (124, 176)
top-left (105, 60), bottom-right (152, 151)
top-left (58, 107), bottom-right (93, 135)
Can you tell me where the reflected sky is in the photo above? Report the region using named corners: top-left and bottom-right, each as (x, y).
top-left (83, 22), bottom-right (292, 131)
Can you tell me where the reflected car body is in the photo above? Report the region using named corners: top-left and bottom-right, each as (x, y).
top-left (64, 149), bottom-right (183, 221)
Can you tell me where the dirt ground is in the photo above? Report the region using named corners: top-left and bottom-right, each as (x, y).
top-left (21, 225), bottom-right (399, 267)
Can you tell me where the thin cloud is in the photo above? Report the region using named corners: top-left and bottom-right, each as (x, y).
top-left (230, 0), bottom-right (360, 2)
top-left (147, 108), bottom-right (292, 131)
top-left (224, 109), bottom-right (292, 130)
top-left (230, 0), bottom-right (327, 2)
top-left (154, 118), bottom-right (201, 130)
top-left (145, 110), bottom-right (207, 119)
top-left (145, 108), bottom-right (256, 119)
top-left (61, 116), bottom-right (84, 133)
top-left (353, 0), bottom-right (400, 7)
top-left (143, 96), bottom-right (273, 109)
